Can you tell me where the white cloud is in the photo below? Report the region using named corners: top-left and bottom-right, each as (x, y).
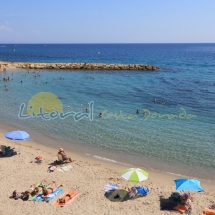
top-left (0, 25), bottom-right (12, 32)
top-left (32, 30), bottom-right (41, 35)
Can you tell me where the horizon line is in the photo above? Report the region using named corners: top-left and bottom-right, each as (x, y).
top-left (0, 42), bottom-right (215, 45)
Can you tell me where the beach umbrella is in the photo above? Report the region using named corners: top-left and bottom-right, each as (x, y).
top-left (174, 178), bottom-right (204, 192)
top-left (5, 130), bottom-right (30, 154)
top-left (121, 168), bottom-right (149, 183)
top-left (5, 130), bottom-right (29, 140)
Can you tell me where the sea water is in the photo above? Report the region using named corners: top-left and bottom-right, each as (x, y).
top-left (0, 44), bottom-right (214, 180)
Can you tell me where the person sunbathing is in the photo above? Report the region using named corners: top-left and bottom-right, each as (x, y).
top-left (25, 187), bottom-right (41, 196)
top-left (57, 194), bottom-right (72, 204)
top-left (180, 193), bottom-right (193, 205)
top-left (58, 148), bottom-right (74, 162)
top-left (24, 179), bottom-right (48, 196)
top-left (42, 182), bottom-right (62, 198)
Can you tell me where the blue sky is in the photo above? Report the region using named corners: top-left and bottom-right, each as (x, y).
top-left (0, 0), bottom-right (215, 43)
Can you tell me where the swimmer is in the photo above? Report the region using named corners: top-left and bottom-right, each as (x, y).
top-left (99, 113), bottom-right (102, 117)
top-left (136, 109), bottom-right (140, 114)
top-left (86, 108), bottom-right (89, 113)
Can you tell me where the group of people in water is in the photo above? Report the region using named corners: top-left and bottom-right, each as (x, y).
top-left (136, 99), bottom-right (166, 115)
top-left (153, 99), bottom-right (166, 104)
top-left (1, 69), bottom-right (46, 91)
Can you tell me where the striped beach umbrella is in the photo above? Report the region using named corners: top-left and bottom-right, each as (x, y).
top-left (121, 168), bottom-right (149, 183)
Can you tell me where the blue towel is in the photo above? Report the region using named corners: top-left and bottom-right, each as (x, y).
top-left (104, 183), bottom-right (118, 193)
top-left (135, 186), bottom-right (150, 195)
top-left (33, 188), bottom-right (63, 202)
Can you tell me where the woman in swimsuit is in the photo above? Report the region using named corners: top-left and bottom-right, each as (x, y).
top-left (24, 179), bottom-right (48, 195)
top-left (42, 182), bottom-right (62, 198)
top-left (57, 194), bottom-right (72, 204)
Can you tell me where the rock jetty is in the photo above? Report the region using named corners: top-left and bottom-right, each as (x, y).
top-left (0, 61), bottom-right (159, 71)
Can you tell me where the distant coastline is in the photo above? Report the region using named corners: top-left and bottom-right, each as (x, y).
top-left (0, 61), bottom-right (159, 71)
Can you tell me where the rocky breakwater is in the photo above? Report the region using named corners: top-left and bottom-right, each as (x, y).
top-left (1, 61), bottom-right (159, 71)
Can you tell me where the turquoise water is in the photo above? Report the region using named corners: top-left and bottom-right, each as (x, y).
top-left (0, 44), bottom-right (215, 180)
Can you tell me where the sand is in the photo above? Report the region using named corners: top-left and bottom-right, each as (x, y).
top-left (0, 126), bottom-right (215, 215)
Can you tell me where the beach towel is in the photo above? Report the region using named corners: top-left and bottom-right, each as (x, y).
top-left (161, 201), bottom-right (191, 215)
top-left (28, 182), bottom-right (51, 200)
top-left (105, 189), bottom-right (129, 202)
top-left (201, 208), bottom-right (215, 215)
top-left (160, 201), bottom-right (178, 210)
top-left (174, 204), bottom-right (189, 213)
top-left (104, 183), bottom-right (118, 193)
top-left (34, 187), bottom-right (63, 202)
top-left (135, 186), bottom-right (150, 196)
top-left (57, 165), bottom-right (74, 172)
top-left (53, 190), bottom-right (80, 207)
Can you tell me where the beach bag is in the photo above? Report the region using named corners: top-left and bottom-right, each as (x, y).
top-left (20, 193), bottom-right (29, 201)
top-left (11, 190), bottom-right (20, 200)
top-left (170, 192), bottom-right (180, 201)
top-left (47, 165), bottom-right (56, 173)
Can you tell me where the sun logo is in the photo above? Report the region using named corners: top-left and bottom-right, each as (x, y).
top-left (18, 91), bottom-right (94, 121)
top-left (27, 92), bottom-right (63, 115)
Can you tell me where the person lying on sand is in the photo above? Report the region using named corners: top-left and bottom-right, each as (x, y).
top-left (58, 148), bottom-right (74, 162)
top-left (11, 180), bottom-right (52, 200)
top-left (42, 182), bottom-right (62, 198)
top-left (23, 180), bottom-right (55, 197)
top-left (57, 194), bottom-right (72, 204)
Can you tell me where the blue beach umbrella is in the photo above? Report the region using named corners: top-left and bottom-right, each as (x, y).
top-left (174, 178), bottom-right (204, 192)
top-left (5, 130), bottom-right (29, 140)
top-left (5, 130), bottom-right (30, 154)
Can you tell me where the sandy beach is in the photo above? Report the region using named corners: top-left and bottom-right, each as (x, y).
top-left (0, 124), bottom-right (215, 215)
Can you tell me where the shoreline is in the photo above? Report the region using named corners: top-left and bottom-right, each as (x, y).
top-left (1, 117), bottom-right (214, 183)
top-left (0, 60), bottom-right (159, 71)
top-left (1, 120), bottom-right (215, 186)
